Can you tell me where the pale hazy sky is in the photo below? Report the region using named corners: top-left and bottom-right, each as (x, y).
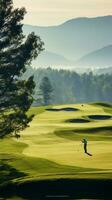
top-left (13, 0), bottom-right (112, 26)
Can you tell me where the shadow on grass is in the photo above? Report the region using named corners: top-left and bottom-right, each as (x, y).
top-left (92, 102), bottom-right (112, 108)
top-left (77, 126), bottom-right (112, 133)
top-left (85, 152), bottom-right (92, 156)
top-left (0, 179), bottom-right (112, 199)
top-left (65, 118), bottom-right (90, 123)
top-left (58, 126), bottom-right (112, 135)
top-left (0, 160), bottom-right (26, 185)
top-left (54, 126), bottom-right (112, 141)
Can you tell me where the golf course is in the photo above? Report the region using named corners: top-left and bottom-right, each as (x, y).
top-left (0, 103), bottom-right (112, 199)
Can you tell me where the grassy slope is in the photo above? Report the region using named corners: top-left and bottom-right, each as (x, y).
top-left (0, 103), bottom-right (112, 187)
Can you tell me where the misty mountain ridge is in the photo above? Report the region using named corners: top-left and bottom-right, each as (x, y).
top-left (23, 16), bottom-right (112, 69)
top-left (76, 45), bottom-right (112, 67)
top-left (94, 66), bottom-right (112, 75)
top-left (32, 51), bottom-right (74, 68)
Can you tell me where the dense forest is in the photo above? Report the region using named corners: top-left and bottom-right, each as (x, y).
top-left (24, 67), bottom-right (112, 105)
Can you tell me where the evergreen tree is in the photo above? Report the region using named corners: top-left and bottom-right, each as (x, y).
top-left (35, 88), bottom-right (44, 106)
top-left (39, 76), bottom-right (53, 105)
top-left (0, 0), bottom-right (44, 138)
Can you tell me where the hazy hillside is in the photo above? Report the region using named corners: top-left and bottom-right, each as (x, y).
top-left (24, 16), bottom-right (112, 68)
top-left (94, 67), bottom-right (112, 75)
top-left (76, 45), bottom-right (112, 67)
top-left (32, 51), bottom-right (74, 67)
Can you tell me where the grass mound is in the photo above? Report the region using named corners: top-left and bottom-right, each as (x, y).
top-left (88, 115), bottom-right (112, 120)
top-left (65, 118), bottom-right (90, 123)
top-left (92, 102), bottom-right (112, 108)
top-left (76, 126), bottom-right (112, 134)
top-left (54, 126), bottom-right (112, 141)
top-left (46, 107), bottom-right (79, 112)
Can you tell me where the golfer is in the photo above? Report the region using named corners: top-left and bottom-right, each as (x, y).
top-left (82, 138), bottom-right (88, 153)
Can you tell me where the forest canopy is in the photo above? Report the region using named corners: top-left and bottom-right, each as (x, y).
top-left (24, 67), bottom-right (112, 105)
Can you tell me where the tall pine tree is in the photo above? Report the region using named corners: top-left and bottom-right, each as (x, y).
top-left (39, 77), bottom-right (53, 105)
top-left (0, 0), bottom-right (44, 138)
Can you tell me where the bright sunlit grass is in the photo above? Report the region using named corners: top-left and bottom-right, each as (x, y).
top-left (0, 103), bottom-right (112, 186)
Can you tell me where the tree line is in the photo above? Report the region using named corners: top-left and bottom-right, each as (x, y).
top-left (24, 67), bottom-right (112, 105)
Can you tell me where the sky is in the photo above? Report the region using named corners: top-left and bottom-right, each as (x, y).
top-left (13, 0), bottom-right (112, 26)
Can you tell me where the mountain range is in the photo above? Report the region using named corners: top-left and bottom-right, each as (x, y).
top-left (23, 16), bottom-right (112, 68)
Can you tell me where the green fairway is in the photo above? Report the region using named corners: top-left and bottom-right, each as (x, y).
top-left (0, 103), bottom-right (112, 187)
top-left (21, 104), bottom-right (112, 170)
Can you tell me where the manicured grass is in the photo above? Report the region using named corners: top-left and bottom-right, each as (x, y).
top-left (0, 103), bottom-right (112, 190)
top-left (27, 105), bottom-right (49, 116)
